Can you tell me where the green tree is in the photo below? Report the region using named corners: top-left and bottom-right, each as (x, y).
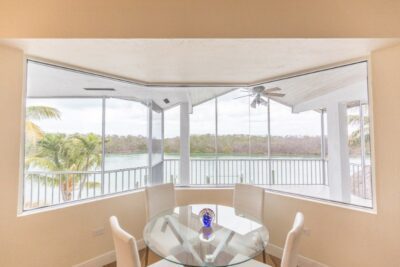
top-left (73, 133), bottom-right (102, 199)
top-left (27, 133), bottom-right (102, 201)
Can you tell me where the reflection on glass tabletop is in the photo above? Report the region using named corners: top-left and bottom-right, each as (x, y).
top-left (143, 204), bottom-right (269, 267)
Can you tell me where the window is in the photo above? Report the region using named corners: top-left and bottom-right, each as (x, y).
top-left (189, 61), bottom-right (373, 208)
top-left (104, 98), bottom-right (148, 193)
top-left (23, 61), bottom-right (152, 211)
top-left (25, 98), bottom-right (103, 209)
top-left (347, 102), bottom-right (372, 203)
top-left (269, 100), bottom-right (324, 186)
top-left (24, 59), bottom-right (373, 211)
top-left (217, 90), bottom-right (250, 184)
top-left (190, 99), bottom-right (216, 184)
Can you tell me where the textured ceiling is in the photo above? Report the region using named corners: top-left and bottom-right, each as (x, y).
top-left (3, 39), bottom-right (398, 108)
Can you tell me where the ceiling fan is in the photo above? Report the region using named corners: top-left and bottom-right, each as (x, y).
top-left (235, 85), bottom-right (286, 108)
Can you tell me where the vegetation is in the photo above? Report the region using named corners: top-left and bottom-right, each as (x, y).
top-left (27, 133), bottom-right (102, 201)
top-left (105, 135), bottom-right (147, 154)
top-left (348, 114), bottom-right (370, 154)
top-left (105, 134), bottom-right (324, 156)
top-left (26, 106), bottom-right (102, 201)
top-left (25, 104), bottom-right (367, 204)
top-left (25, 106), bottom-right (60, 155)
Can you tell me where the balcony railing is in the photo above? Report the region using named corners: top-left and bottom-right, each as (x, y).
top-left (164, 158), bottom-right (327, 186)
top-left (24, 158), bottom-right (371, 211)
top-left (164, 158), bottom-right (371, 200)
top-left (350, 162), bottom-right (372, 200)
top-left (24, 166), bottom-right (148, 211)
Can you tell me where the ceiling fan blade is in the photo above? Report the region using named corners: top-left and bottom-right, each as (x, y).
top-left (265, 92), bottom-right (286, 97)
top-left (253, 85), bottom-right (265, 93)
top-left (234, 94), bottom-right (252, 99)
top-left (260, 99), bottom-right (269, 107)
top-left (264, 87), bottom-right (282, 93)
top-left (250, 98), bottom-right (258, 108)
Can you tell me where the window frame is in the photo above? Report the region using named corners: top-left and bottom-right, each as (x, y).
top-left (187, 59), bottom-right (376, 211)
top-left (19, 56), bottom-right (376, 214)
top-left (20, 58), bottom-right (152, 213)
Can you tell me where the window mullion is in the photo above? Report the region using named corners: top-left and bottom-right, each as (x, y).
top-left (101, 97), bottom-right (106, 195)
top-left (215, 97), bottom-right (218, 185)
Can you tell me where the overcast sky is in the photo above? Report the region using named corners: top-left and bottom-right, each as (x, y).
top-left (28, 89), bottom-right (322, 139)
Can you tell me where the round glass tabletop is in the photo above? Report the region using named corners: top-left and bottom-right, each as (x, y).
top-left (143, 204), bottom-right (269, 267)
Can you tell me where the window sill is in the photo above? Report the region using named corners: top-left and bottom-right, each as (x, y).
top-left (19, 185), bottom-right (376, 217)
top-left (175, 184), bottom-right (376, 214)
top-left (18, 188), bottom-right (145, 217)
top-left (263, 187), bottom-right (376, 214)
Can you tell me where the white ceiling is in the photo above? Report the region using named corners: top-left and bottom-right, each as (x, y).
top-left (262, 61), bottom-right (368, 108)
top-left (3, 39), bottom-right (399, 83)
top-left (26, 61), bottom-right (232, 109)
top-left (1, 38), bottom-right (399, 108)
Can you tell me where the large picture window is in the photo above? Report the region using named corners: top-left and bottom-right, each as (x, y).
top-left (23, 59), bottom-right (373, 211)
top-left (23, 61), bottom-right (150, 211)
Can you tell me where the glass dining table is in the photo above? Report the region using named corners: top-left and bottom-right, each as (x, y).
top-left (143, 204), bottom-right (269, 267)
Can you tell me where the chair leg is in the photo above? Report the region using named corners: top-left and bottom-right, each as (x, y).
top-left (144, 246), bottom-right (149, 266)
top-left (263, 249), bottom-right (266, 263)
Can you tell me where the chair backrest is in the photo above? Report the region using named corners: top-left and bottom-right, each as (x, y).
top-left (145, 183), bottom-right (176, 221)
top-left (109, 216), bottom-right (141, 267)
top-left (233, 183), bottom-right (265, 222)
top-left (281, 212), bottom-right (305, 267)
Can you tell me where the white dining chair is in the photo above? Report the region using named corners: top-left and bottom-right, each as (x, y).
top-left (280, 212), bottom-right (305, 267)
top-left (109, 216), bottom-right (177, 267)
top-left (145, 183), bottom-right (176, 221)
top-left (233, 183), bottom-right (265, 222)
top-left (234, 183), bottom-right (267, 262)
top-left (144, 183), bottom-right (176, 266)
top-left (229, 212), bottom-right (305, 267)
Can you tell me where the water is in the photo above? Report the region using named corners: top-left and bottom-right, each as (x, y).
top-left (29, 153), bottom-right (366, 171)
top-left (24, 153), bottom-right (369, 210)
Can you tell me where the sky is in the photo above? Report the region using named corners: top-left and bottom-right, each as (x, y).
top-left (28, 90), bottom-right (322, 139)
top-left (26, 62), bottom-right (366, 139)
top-left (188, 89), bottom-right (322, 138)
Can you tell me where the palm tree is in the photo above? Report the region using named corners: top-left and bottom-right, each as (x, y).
top-left (73, 133), bottom-right (102, 199)
top-left (27, 134), bottom-right (74, 201)
top-left (25, 106), bottom-right (61, 168)
top-left (25, 107), bottom-right (103, 202)
top-left (27, 133), bottom-right (102, 201)
top-left (25, 106), bottom-right (60, 141)
top-left (348, 114), bottom-right (370, 147)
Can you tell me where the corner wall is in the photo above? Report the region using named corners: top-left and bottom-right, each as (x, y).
top-left (1, 43), bottom-right (400, 267)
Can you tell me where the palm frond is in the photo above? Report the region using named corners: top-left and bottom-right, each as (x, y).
top-left (26, 106), bottom-right (61, 120)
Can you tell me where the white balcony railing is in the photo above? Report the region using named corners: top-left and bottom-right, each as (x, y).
top-left (164, 158), bottom-right (371, 200)
top-left (24, 166), bottom-right (148, 211)
top-left (164, 158), bottom-right (327, 186)
top-left (23, 158), bottom-right (371, 211)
